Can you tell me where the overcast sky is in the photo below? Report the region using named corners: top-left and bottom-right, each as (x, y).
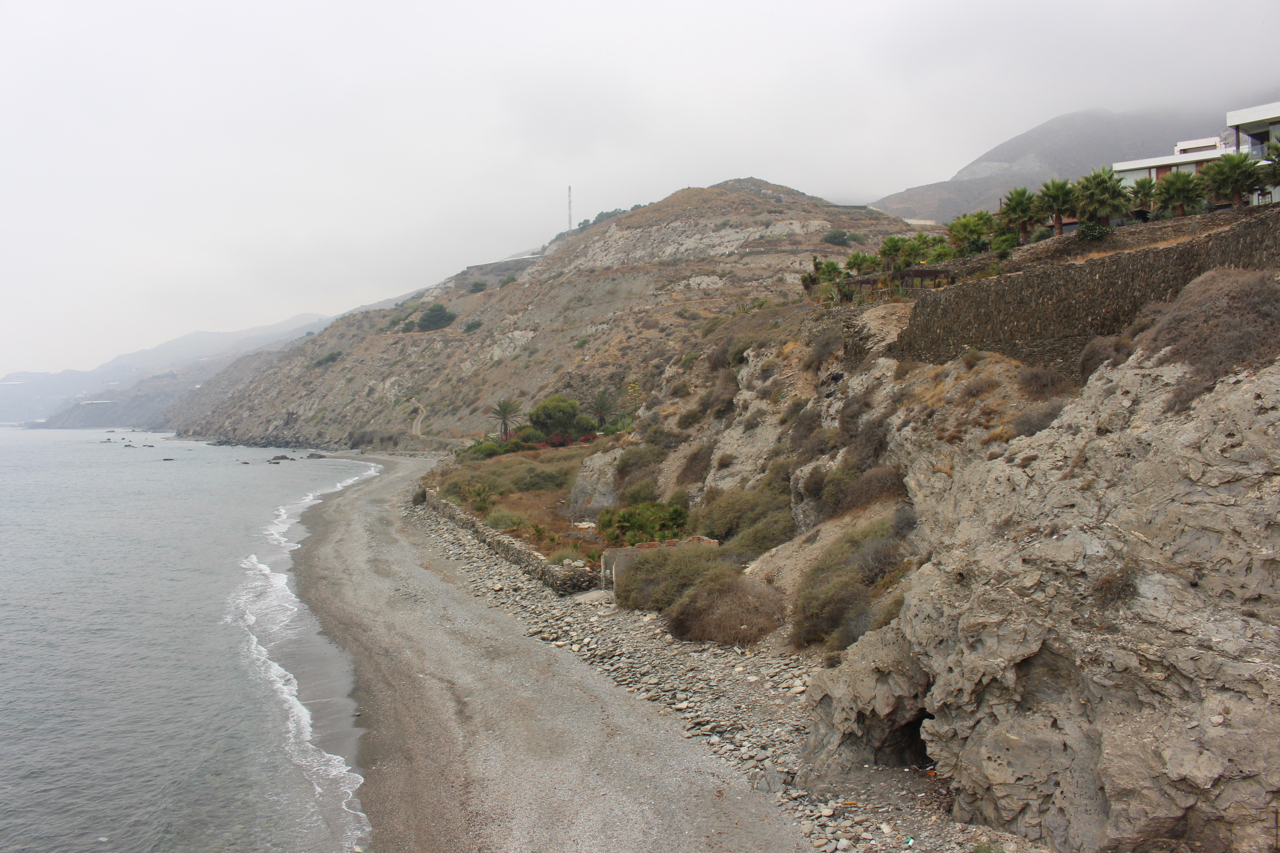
top-left (2, 0), bottom-right (1276, 375)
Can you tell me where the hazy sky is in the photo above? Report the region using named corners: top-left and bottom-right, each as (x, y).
top-left (2, 0), bottom-right (1276, 375)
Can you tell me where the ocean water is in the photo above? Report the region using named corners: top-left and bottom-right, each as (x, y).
top-left (0, 428), bottom-right (379, 853)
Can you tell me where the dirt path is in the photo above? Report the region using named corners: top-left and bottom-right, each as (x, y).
top-left (291, 453), bottom-right (805, 853)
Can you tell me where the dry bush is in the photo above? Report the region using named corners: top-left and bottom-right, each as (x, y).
top-left (669, 380), bottom-right (691, 398)
top-left (1012, 402), bottom-right (1063, 438)
top-left (742, 408), bottom-right (765, 431)
top-left (668, 571), bottom-right (785, 645)
top-left (791, 520), bottom-right (904, 648)
top-left (484, 507), bottom-right (526, 530)
top-left (1017, 365), bottom-right (1073, 399)
top-left (677, 443), bottom-right (715, 485)
top-left (894, 358), bottom-right (920, 380)
top-left (1136, 269), bottom-right (1280, 412)
top-left (615, 545), bottom-right (730, 611)
top-left (983, 425), bottom-right (1015, 445)
top-left (803, 329), bottom-right (844, 371)
top-left (961, 347), bottom-right (985, 370)
top-left (616, 444), bottom-right (669, 480)
top-left (1092, 565), bottom-right (1138, 607)
top-left (622, 479), bottom-right (659, 505)
top-left (643, 423), bottom-right (688, 449)
top-left (961, 375), bottom-right (1000, 400)
top-left (821, 464), bottom-right (906, 518)
top-left (676, 407), bottom-right (705, 428)
top-left (693, 468), bottom-right (794, 560)
top-left (1078, 335), bottom-right (1133, 382)
top-left (715, 452), bottom-right (736, 470)
top-left (697, 368), bottom-right (740, 419)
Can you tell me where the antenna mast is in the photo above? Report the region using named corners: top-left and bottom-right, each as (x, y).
top-left (568, 186), bottom-right (572, 233)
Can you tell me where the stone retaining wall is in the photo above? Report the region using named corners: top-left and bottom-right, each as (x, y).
top-left (890, 205), bottom-right (1280, 372)
top-left (419, 492), bottom-right (598, 593)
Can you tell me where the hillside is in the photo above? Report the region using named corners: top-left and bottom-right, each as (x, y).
top-left (871, 108), bottom-right (1224, 223)
top-left (163, 178), bottom-right (1280, 852)
top-left (2, 313), bottom-right (328, 425)
top-left (166, 178), bottom-right (925, 447)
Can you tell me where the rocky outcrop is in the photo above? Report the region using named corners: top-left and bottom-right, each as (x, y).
top-left (566, 448), bottom-right (623, 518)
top-left (804, 335), bottom-right (1280, 851)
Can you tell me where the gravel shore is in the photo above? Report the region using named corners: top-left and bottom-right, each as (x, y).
top-left (290, 453), bottom-right (806, 853)
top-left (403, 498), bottom-right (1046, 853)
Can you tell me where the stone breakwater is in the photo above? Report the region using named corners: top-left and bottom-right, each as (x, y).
top-left (403, 500), bottom-right (1044, 853)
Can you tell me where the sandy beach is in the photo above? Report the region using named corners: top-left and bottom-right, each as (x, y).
top-left (291, 452), bottom-right (805, 853)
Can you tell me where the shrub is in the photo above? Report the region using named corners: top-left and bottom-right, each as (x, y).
top-left (821, 465), bottom-right (906, 518)
top-left (669, 380), bottom-right (691, 398)
top-left (529, 394), bottom-right (579, 436)
top-left (701, 316), bottom-right (726, 337)
top-left (894, 358), bottom-right (919, 380)
top-left (891, 505), bottom-right (918, 537)
top-left (961, 375), bottom-right (1000, 400)
top-left (469, 281), bottom-right (488, 293)
top-left (418, 303), bottom-right (456, 331)
top-left (715, 453), bottom-right (736, 470)
top-left (511, 424), bottom-right (546, 444)
top-left (1093, 565), bottom-right (1138, 607)
top-left (548, 546), bottom-right (581, 565)
top-left (510, 466), bottom-right (571, 492)
top-left (1078, 335), bottom-right (1133, 381)
top-left (961, 347), bottom-right (984, 370)
top-left (694, 476), bottom-right (794, 561)
top-left (616, 444), bottom-right (669, 480)
top-left (791, 521), bottom-right (903, 647)
top-left (677, 443), bottom-right (715, 485)
top-left (597, 502), bottom-right (688, 546)
top-left (677, 408), bottom-right (705, 429)
top-left (803, 330), bottom-right (844, 371)
top-left (1029, 226), bottom-right (1053, 243)
top-left (821, 229), bottom-right (852, 247)
top-left (697, 369), bottom-right (739, 420)
top-left (1012, 402), bottom-right (1063, 437)
top-left (1016, 365), bottom-right (1072, 399)
top-left (484, 507), bottom-right (525, 530)
top-left (574, 339), bottom-right (588, 349)
top-left (667, 572), bottom-right (786, 645)
top-left (463, 319), bottom-right (482, 333)
top-left (623, 479), bottom-right (659, 506)
top-left (472, 442), bottom-right (503, 458)
top-left (314, 351), bottom-right (343, 367)
top-left (643, 423), bottom-right (688, 449)
top-left (615, 545), bottom-right (730, 611)
top-left (1076, 220), bottom-right (1113, 241)
top-left (780, 397), bottom-right (809, 424)
top-left (742, 408), bottom-right (765, 431)
top-left (1134, 270), bottom-right (1280, 412)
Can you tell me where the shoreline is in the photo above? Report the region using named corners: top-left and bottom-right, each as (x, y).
top-left (289, 452), bottom-right (807, 852)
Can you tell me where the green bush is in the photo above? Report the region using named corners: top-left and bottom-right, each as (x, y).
top-left (821, 229), bottom-right (852, 247)
top-left (1075, 220), bottom-right (1113, 241)
top-left (700, 316), bottom-right (726, 337)
top-left (643, 423), bottom-right (688, 449)
top-left (418, 303), bottom-right (456, 331)
top-left (469, 281), bottom-right (488, 293)
top-left (528, 394), bottom-right (579, 436)
top-left (511, 466), bottom-right (571, 492)
top-left (472, 442), bottom-right (502, 458)
top-left (821, 464), bottom-right (905, 518)
top-left (615, 545), bottom-right (730, 610)
top-left (512, 424), bottom-right (546, 443)
top-left (623, 479), bottom-right (659, 506)
top-left (313, 351), bottom-right (343, 367)
top-left (694, 471), bottom-right (795, 561)
top-left (463, 319), bottom-right (482, 333)
top-left (484, 507), bottom-right (525, 530)
top-left (597, 502), bottom-right (688, 545)
top-left (1029, 226), bottom-right (1053, 243)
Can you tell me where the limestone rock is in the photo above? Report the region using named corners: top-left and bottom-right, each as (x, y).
top-left (567, 448), bottom-right (623, 518)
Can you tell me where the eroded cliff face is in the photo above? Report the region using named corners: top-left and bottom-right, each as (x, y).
top-left (804, 342), bottom-right (1280, 851)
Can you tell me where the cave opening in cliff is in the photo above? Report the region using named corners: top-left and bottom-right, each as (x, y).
top-left (885, 712), bottom-right (933, 767)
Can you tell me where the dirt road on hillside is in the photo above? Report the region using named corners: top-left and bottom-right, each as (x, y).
top-left (292, 454), bottom-right (804, 853)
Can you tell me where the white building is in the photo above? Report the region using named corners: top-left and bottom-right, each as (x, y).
top-left (1114, 100), bottom-right (1280, 206)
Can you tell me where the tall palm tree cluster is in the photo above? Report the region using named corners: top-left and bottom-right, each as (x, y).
top-left (991, 143), bottom-right (1280, 243)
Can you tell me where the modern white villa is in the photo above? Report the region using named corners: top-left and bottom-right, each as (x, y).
top-left (1114, 100), bottom-right (1279, 205)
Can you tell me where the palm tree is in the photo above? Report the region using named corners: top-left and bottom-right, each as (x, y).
top-left (1036, 179), bottom-right (1075, 237)
top-left (584, 392), bottom-right (616, 428)
top-left (484, 398), bottom-right (523, 441)
top-left (1073, 168), bottom-right (1130, 225)
top-left (1154, 171), bottom-right (1206, 217)
top-left (998, 187), bottom-right (1042, 244)
top-left (1201, 153), bottom-right (1264, 208)
top-left (947, 211), bottom-right (995, 254)
top-left (1129, 177), bottom-right (1157, 213)
top-left (1259, 141), bottom-right (1280, 194)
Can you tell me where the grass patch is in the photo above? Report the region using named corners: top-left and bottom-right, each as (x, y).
top-left (484, 507), bottom-right (526, 530)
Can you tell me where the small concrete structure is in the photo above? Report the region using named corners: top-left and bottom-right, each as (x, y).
top-left (601, 536), bottom-right (719, 589)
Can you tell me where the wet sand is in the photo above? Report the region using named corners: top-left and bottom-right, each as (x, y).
top-left (291, 453), bottom-right (804, 853)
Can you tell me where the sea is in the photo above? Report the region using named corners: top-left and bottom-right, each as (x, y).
top-left (0, 428), bottom-right (380, 853)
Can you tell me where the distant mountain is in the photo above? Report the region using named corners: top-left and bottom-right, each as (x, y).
top-left (871, 108), bottom-right (1226, 223)
top-left (1, 314), bottom-right (330, 424)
